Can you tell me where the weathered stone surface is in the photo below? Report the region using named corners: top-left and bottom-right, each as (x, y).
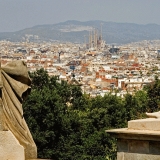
top-left (128, 140), bottom-right (149, 154)
top-left (117, 152), bottom-right (124, 160)
top-left (0, 99), bottom-right (5, 131)
top-left (0, 130), bottom-right (24, 160)
top-left (106, 128), bottom-right (160, 142)
top-left (106, 118), bottom-right (160, 160)
top-left (118, 152), bottom-right (160, 160)
top-left (128, 118), bottom-right (160, 131)
top-left (146, 111), bottom-right (160, 118)
top-left (106, 117), bottom-right (160, 160)
top-left (117, 139), bottom-right (160, 154)
top-left (117, 139), bottom-right (128, 152)
top-left (149, 141), bottom-right (160, 154)
top-left (0, 61), bottom-right (37, 159)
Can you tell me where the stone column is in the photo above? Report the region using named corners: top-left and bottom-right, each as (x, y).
top-left (106, 118), bottom-right (160, 160)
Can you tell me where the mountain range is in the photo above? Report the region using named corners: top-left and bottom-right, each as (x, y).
top-left (1, 20), bottom-right (160, 44)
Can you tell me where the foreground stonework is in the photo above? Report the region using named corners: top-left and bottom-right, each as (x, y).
top-left (0, 131), bottom-right (24, 160)
top-left (106, 118), bottom-right (160, 160)
top-left (0, 61), bottom-right (37, 159)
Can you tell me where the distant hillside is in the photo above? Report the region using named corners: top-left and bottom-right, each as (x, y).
top-left (0, 20), bottom-right (160, 44)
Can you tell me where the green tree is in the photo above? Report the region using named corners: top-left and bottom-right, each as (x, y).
top-left (24, 69), bottom-right (150, 159)
top-left (29, 68), bottom-right (49, 90)
top-left (24, 69), bottom-right (111, 159)
top-left (123, 94), bottom-right (139, 121)
top-left (133, 90), bottom-right (148, 118)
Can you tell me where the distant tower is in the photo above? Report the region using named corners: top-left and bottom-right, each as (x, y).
top-left (84, 35), bottom-right (86, 48)
top-left (94, 28), bottom-right (97, 49)
top-left (58, 51), bottom-right (63, 63)
top-left (88, 31), bottom-right (90, 48)
top-left (91, 30), bottom-right (93, 48)
top-left (112, 45), bottom-right (114, 53)
top-left (89, 31), bottom-right (91, 48)
top-left (101, 23), bottom-right (103, 41)
top-left (88, 24), bottom-right (105, 50)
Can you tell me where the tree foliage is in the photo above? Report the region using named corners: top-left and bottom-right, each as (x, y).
top-left (23, 69), bottom-right (160, 159)
top-left (145, 76), bottom-right (160, 112)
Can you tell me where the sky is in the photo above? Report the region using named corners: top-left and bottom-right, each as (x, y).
top-left (0, 0), bottom-right (160, 32)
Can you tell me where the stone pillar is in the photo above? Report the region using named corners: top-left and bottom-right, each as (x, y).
top-left (106, 118), bottom-right (160, 160)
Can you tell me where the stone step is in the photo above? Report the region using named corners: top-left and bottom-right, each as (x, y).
top-left (128, 118), bottom-right (160, 131)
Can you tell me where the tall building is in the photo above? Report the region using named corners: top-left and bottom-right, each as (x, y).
top-left (87, 28), bottom-right (106, 50)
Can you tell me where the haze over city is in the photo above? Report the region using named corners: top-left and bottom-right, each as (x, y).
top-left (0, 0), bottom-right (160, 32)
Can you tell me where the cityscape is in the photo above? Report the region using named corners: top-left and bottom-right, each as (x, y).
top-left (1, 1), bottom-right (160, 159)
top-left (1, 34), bottom-right (160, 97)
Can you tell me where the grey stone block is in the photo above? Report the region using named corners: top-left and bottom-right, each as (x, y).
top-left (128, 140), bottom-right (149, 154)
top-left (149, 141), bottom-right (160, 154)
top-left (117, 139), bottom-right (128, 152)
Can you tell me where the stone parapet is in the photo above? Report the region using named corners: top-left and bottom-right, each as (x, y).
top-left (117, 152), bottom-right (160, 160)
top-left (128, 118), bottom-right (160, 131)
top-left (106, 118), bottom-right (160, 160)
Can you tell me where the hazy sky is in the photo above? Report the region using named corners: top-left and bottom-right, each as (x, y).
top-left (0, 0), bottom-right (160, 32)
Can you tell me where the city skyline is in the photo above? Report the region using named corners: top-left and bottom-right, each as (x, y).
top-left (0, 0), bottom-right (160, 32)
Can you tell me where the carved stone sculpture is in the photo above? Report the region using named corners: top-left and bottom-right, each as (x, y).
top-left (0, 60), bottom-right (37, 159)
top-left (146, 111), bottom-right (160, 118)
